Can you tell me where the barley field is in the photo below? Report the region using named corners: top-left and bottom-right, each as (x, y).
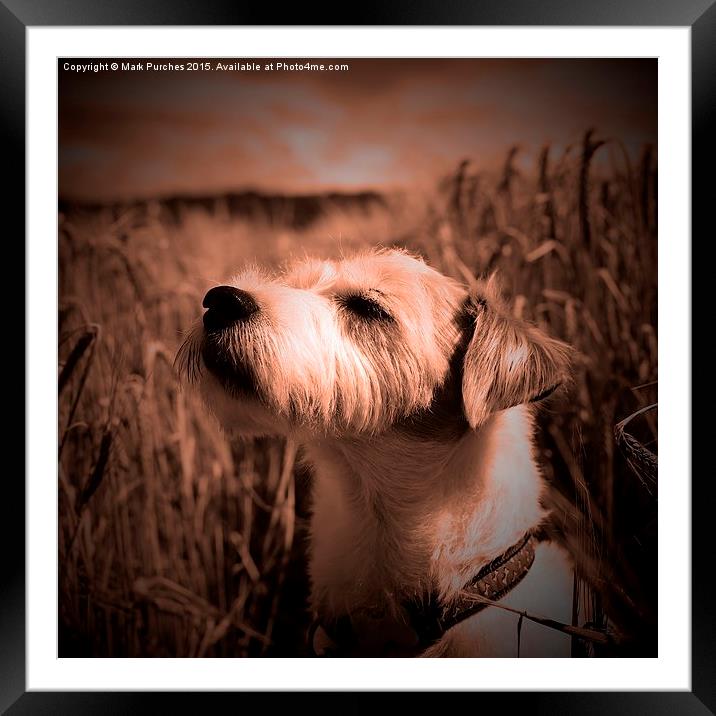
top-left (58, 132), bottom-right (658, 657)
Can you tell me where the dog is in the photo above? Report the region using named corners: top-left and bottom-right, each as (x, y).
top-left (176, 248), bottom-right (574, 657)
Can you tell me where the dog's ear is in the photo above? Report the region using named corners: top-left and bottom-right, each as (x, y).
top-left (461, 280), bottom-right (571, 429)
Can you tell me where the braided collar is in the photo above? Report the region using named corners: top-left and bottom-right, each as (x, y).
top-left (311, 531), bottom-right (538, 656)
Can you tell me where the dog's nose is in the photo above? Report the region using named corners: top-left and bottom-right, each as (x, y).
top-left (202, 286), bottom-right (259, 330)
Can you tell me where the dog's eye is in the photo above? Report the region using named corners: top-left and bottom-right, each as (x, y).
top-left (340, 294), bottom-right (393, 322)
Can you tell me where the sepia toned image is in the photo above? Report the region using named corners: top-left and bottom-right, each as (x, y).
top-left (58, 58), bottom-right (657, 658)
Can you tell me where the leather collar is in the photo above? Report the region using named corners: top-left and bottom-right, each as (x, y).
top-left (310, 530), bottom-right (538, 656)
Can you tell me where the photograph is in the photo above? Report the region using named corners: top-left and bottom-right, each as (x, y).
top-left (57, 57), bottom-right (658, 659)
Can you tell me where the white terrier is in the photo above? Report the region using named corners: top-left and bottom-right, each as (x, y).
top-left (176, 248), bottom-right (574, 657)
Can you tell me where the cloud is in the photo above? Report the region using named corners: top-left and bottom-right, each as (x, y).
top-left (59, 59), bottom-right (656, 201)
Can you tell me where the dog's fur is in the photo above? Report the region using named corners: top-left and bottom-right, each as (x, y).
top-left (176, 248), bottom-right (574, 657)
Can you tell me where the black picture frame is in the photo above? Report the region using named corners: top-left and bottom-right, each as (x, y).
top-left (5, 0), bottom-right (710, 712)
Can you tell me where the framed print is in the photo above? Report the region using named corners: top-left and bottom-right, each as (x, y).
top-left (6, 1), bottom-right (710, 712)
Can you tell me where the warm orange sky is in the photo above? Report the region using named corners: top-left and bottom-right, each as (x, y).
top-left (59, 58), bottom-right (657, 202)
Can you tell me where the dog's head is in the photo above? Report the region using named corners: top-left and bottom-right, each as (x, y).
top-left (176, 249), bottom-right (571, 437)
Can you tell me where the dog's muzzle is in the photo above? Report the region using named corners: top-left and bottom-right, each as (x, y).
top-left (200, 286), bottom-right (260, 393)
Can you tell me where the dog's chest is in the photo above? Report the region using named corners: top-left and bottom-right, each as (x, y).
top-left (306, 447), bottom-right (435, 614)
top-left (301, 407), bottom-right (558, 655)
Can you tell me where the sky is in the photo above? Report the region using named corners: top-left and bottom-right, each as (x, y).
top-left (58, 58), bottom-right (657, 202)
